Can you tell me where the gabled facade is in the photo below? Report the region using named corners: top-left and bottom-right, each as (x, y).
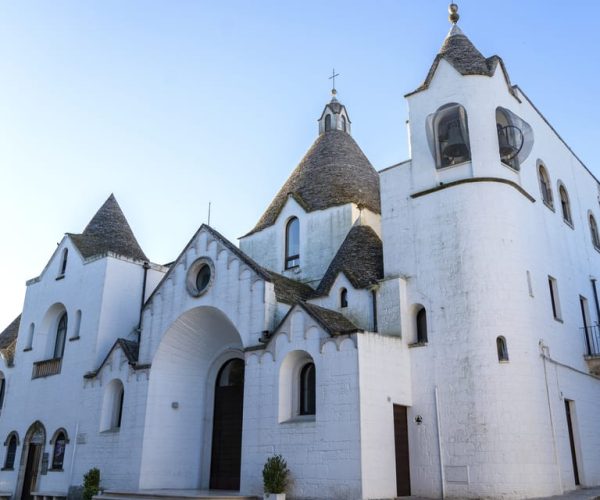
top-left (0, 5), bottom-right (598, 500)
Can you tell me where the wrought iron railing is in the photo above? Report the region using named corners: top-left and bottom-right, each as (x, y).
top-left (581, 325), bottom-right (600, 357)
top-left (32, 358), bottom-right (62, 379)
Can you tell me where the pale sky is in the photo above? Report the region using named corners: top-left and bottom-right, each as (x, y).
top-left (1, 0), bottom-right (599, 328)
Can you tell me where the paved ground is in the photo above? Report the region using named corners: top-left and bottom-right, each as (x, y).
top-left (532, 487), bottom-right (600, 500)
top-left (403, 487), bottom-right (600, 500)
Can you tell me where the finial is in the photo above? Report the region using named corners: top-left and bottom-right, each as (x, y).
top-left (329, 68), bottom-right (340, 98)
top-left (448, 3), bottom-right (459, 24)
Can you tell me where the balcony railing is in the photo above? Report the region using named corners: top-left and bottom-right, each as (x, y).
top-left (32, 358), bottom-right (62, 379)
top-left (581, 325), bottom-right (600, 358)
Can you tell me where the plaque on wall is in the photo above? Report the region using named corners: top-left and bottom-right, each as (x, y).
top-left (41, 453), bottom-right (49, 475)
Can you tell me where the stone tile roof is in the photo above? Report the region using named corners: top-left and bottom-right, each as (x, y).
top-left (68, 194), bottom-right (148, 262)
top-left (300, 302), bottom-right (362, 336)
top-left (317, 225), bottom-right (383, 294)
top-left (0, 315), bottom-right (20, 367)
top-left (407, 25), bottom-right (515, 98)
top-left (245, 130), bottom-right (380, 236)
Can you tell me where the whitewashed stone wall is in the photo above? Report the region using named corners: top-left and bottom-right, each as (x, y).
top-left (241, 309), bottom-right (362, 499)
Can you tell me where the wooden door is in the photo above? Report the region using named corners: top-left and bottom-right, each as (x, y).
top-left (22, 444), bottom-right (40, 500)
top-left (209, 359), bottom-right (245, 490)
top-left (393, 405), bottom-right (411, 496)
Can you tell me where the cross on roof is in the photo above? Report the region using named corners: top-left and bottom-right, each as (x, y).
top-left (329, 68), bottom-right (339, 96)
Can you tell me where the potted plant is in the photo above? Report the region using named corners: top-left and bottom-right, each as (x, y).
top-left (262, 454), bottom-right (289, 500)
top-left (82, 467), bottom-right (100, 500)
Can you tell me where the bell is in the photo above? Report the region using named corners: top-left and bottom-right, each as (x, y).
top-left (442, 119), bottom-right (468, 159)
top-left (497, 124), bottom-right (521, 161)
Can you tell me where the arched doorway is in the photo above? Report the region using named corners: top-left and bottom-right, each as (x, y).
top-left (209, 358), bottom-right (245, 490)
top-left (17, 421), bottom-right (46, 500)
top-left (139, 306), bottom-right (244, 490)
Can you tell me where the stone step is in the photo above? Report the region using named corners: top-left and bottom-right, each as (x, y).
top-left (94, 491), bottom-right (259, 500)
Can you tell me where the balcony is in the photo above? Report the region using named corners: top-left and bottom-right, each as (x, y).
top-left (582, 325), bottom-right (600, 376)
top-left (32, 358), bottom-right (62, 379)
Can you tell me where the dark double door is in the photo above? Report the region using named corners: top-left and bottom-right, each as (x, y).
top-left (209, 359), bottom-right (245, 490)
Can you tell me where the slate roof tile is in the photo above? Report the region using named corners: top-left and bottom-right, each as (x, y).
top-left (245, 130), bottom-right (380, 236)
top-left (69, 194), bottom-right (148, 262)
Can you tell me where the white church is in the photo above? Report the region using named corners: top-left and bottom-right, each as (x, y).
top-left (1, 4), bottom-right (599, 500)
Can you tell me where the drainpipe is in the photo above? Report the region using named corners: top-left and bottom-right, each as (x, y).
top-left (69, 421), bottom-right (80, 487)
top-left (434, 386), bottom-right (445, 499)
top-left (540, 340), bottom-right (563, 493)
top-left (137, 262), bottom-right (150, 343)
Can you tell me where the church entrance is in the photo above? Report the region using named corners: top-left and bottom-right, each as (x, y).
top-left (209, 358), bottom-right (245, 490)
top-left (17, 422), bottom-right (46, 500)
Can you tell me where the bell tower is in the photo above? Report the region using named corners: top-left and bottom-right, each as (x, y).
top-left (318, 71), bottom-right (352, 135)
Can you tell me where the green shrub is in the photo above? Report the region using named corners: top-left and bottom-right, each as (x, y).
top-left (262, 454), bottom-right (289, 494)
top-left (83, 467), bottom-right (101, 500)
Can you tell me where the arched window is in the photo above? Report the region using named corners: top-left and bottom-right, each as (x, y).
top-left (559, 184), bottom-right (572, 225)
top-left (3, 432), bottom-right (18, 470)
top-left (340, 288), bottom-right (348, 308)
top-left (324, 114), bottom-right (331, 132)
top-left (538, 164), bottom-right (553, 208)
top-left (50, 430), bottom-right (68, 470)
top-left (100, 379), bottom-right (125, 431)
top-left (58, 248), bottom-right (68, 277)
top-left (299, 362), bottom-right (316, 416)
top-left (341, 115), bottom-right (347, 132)
top-left (25, 323), bottom-right (35, 350)
top-left (53, 312), bottom-right (68, 359)
top-left (285, 217), bottom-right (300, 269)
top-left (496, 336), bottom-right (509, 362)
top-left (416, 307), bottom-right (428, 344)
top-left (427, 103), bottom-right (471, 168)
top-left (71, 310), bottom-right (82, 340)
top-left (590, 214), bottom-right (600, 250)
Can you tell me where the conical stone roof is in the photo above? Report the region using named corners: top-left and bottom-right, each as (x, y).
top-left (407, 24), bottom-right (514, 97)
top-left (69, 194), bottom-right (148, 261)
top-left (246, 129), bottom-right (380, 236)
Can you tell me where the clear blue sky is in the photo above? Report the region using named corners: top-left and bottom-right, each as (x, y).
top-left (1, 1), bottom-right (599, 328)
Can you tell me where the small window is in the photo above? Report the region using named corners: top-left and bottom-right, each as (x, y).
top-left (496, 336), bottom-right (509, 362)
top-left (590, 214), bottom-right (600, 250)
top-left (71, 310), bottom-right (82, 339)
top-left (538, 164), bottom-right (553, 208)
top-left (341, 115), bottom-right (347, 132)
top-left (285, 217), bottom-right (300, 269)
top-left (548, 276), bottom-right (562, 321)
top-left (51, 431), bottom-right (67, 470)
top-left (325, 114), bottom-right (332, 132)
top-left (426, 103), bottom-right (471, 168)
top-left (54, 312), bottom-right (68, 359)
top-left (0, 375), bottom-right (5, 412)
top-left (299, 362), bottom-right (316, 416)
top-left (100, 379), bottom-right (125, 431)
top-left (416, 307), bottom-right (428, 343)
top-left (25, 323), bottom-right (35, 350)
top-left (340, 288), bottom-right (348, 308)
top-left (3, 433), bottom-right (17, 470)
top-left (559, 184), bottom-right (572, 225)
top-left (58, 248), bottom-right (68, 277)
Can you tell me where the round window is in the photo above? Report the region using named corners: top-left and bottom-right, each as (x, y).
top-left (195, 264), bottom-right (211, 293)
top-left (186, 257), bottom-right (215, 297)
